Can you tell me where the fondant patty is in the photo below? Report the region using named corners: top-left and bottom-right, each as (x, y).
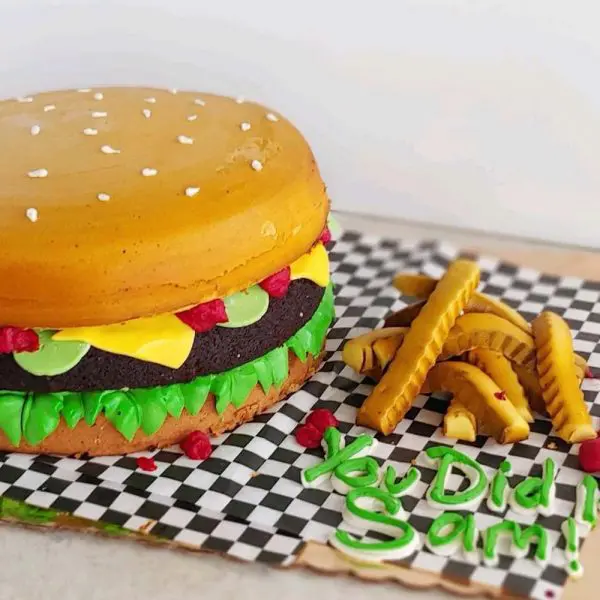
top-left (0, 280), bottom-right (325, 393)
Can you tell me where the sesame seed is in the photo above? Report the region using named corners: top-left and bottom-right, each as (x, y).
top-left (93, 92), bottom-right (104, 100)
top-left (26, 208), bottom-right (38, 222)
top-left (261, 221), bottom-right (276, 236)
top-left (266, 112), bottom-right (279, 122)
top-left (251, 159), bottom-right (263, 171)
top-left (30, 125), bottom-right (41, 136)
top-left (101, 145), bottom-right (121, 154)
top-left (83, 128), bottom-right (98, 136)
top-left (169, 88), bottom-right (178, 95)
top-left (142, 168), bottom-right (158, 177)
top-left (187, 115), bottom-right (198, 121)
top-left (194, 98), bottom-right (206, 106)
top-left (240, 122), bottom-right (251, 132)
top-left (144, 97), bottom-right (156, 104)
top-left (92, 111), bottom-right (107, 118)
top-left (97, 193), bottom-right (111, 202)
top-left (43, 104), bottom-right (56, 112)
top-left (78, 88), bottom-right (91, 93)
top-left (17, 96), bottom-right (33, 103)
top-left (177, 135), bottom-right (194, 145)
top-left (235, 96), bottom-right (245, 104)
top-left (185, 187), bottom-right (200, 197)
top-left (28, 168), bottom-right (48, 178)
top-left (142, 109), bottom-right (152, 119)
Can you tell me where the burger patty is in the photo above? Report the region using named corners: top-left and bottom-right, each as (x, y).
top-left (0, 280), bottom-right (325, 393)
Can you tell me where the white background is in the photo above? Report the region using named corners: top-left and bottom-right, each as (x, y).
top-left (3, 0), bottom-right (600, 248)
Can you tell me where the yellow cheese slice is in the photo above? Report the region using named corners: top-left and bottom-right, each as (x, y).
top-left (53, 314), bottom-right (195, 369)
top-left (290, 242), bottom-right (330, 287)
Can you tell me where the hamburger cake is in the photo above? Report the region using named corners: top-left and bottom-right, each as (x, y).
top-left (0, 87), bottom-right (334, 456)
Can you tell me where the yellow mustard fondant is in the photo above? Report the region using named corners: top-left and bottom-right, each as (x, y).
top-left (53, 314), bottom-right (195, 369)
top-left (290, 243), bottom-right (330, 287)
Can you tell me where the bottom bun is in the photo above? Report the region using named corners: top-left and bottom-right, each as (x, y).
top-left (0, 350), bottom-right (324, 457)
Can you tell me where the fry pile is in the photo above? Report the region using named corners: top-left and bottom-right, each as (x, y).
top-left (342, 259), bottom-right (596, 444)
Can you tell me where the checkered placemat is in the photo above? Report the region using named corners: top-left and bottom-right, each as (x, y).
top-left (1, 231), bottom-right (599, 599)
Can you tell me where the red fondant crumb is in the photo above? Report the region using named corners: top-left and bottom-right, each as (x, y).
top-left (319, 227), bottom-right (332, 245)
top-left (586, 367), bottom-right (596, 379)
top-left (180, 431), bottom-right (213, 460)
top-left (494, 390), bottom-right (507, 400)
top-left (545, 590), bottom-right (555, 599)
top-left (0, 327), bottom-right (40, 354)
top-left (136, 457), bottom-right (157, 472)
top-left (295, 424), bottom-right (323, 449)
top-left (176, 299), bottom-right (228, 332)
top-left (306, 409), bottom-right (338, 433)
top-left (579, 437), bottom-right (600, 473)
top-left (259, 267), bottom-right (291, 298)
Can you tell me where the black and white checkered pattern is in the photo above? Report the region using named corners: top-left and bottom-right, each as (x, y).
top-left (1, 231), bottom-right (599, 599)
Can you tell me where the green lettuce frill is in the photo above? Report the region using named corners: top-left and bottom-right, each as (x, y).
top-left (0, 284), bottom-right (334, 446)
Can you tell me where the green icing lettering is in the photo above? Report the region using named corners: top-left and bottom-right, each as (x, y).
top-left (22, 393), bottom-right (63, 445)
top-left (14, 330), bottom-right (90, 376)
top-left (333, 456), bottom-right (380, 490)
top-left (0, 392), bottom-right (25, 445)
top-left (323, 426), bottom-right (343, 459)
top-left (219, 286), bottom-right (269, 328)
top-left (382, 465), bottom-right (421, 497)
top-left (0, 284), bottom-right (334, 445)
top-left (330, 487), bottom-right (417, 561)
top-left (82, 391), bottom-right (106, 426)
top-left (577, 475), bottom-right (598, 529)
top-left (562, 517), bottom-right (583, 577)
top-left (483, 519), bottom-right (549, 566)
top-left (510, 458), bottom-right (555, 515)
top-left (302, 432), bottom-right (375, 486)
top-left (488, 460), bottom-right (511, 513)
top-left (425, 446), bottom-right (488, 510)
top-left (463, 513), bottom-right (478, 553)
top-left (426, 512), bottom-right (478, 558)
top-left (133, 390), bottom-right (168, 436)
top-left (61, 392), bottom-right (84, 429)
top-left (564, 516), bottom-right (579, 555)
top-left (102, 391), bottom-right (141, 442)
top-left (427, 512), bottom-right (466, 548)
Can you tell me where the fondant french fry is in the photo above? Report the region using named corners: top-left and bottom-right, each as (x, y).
top-left (342, 328), bottom-right (407, 376)
top-left (392, 273), bottom-right (437, 298)
top-left (384, 301), bottom-right (427, 328)
top-left (355, 314), bottom-right (535, 377)
top-left (392, 273), bottom-right (530, 333)
top-left (512, 364), bottom-right (547, 416)
top-left (357, 259), bottom-right (480, 435)
top-left (574, 353), bottom-right (588, 381)
top-left (444, 400), bottom-right (477, 442)
top-left (439, 313), bottom-right (537, 368)
top-left (388, 278), bottom-right (588, 374)
top-left (465, 349), bottom-right (533, 422)
top-left (427, 362), bottom-right (530, 444)
top-left (532, 312), bottom-right (596, 443)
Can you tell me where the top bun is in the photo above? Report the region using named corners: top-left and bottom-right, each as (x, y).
top-left (0, 87), bottom-right (328, 328)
